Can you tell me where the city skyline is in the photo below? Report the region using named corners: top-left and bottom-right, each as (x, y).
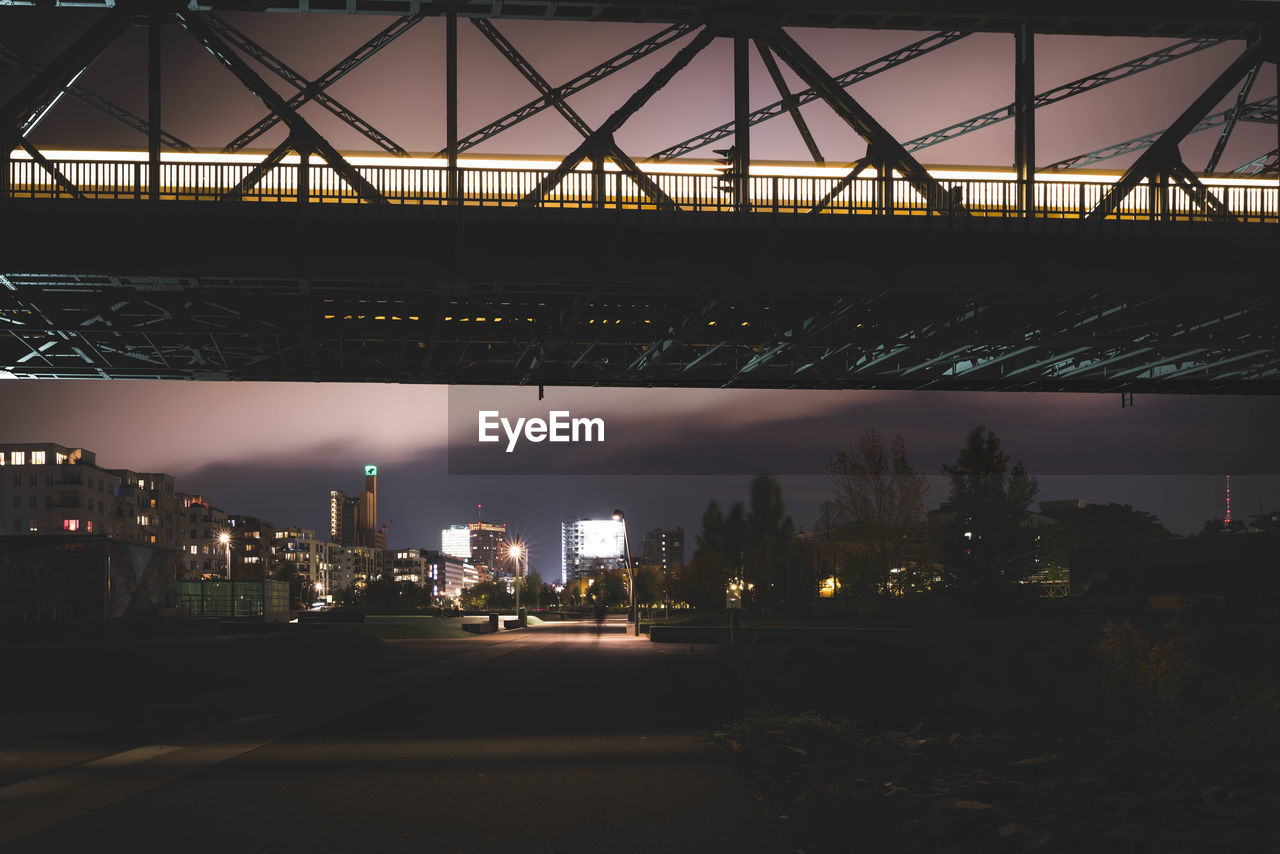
top-left (1, 380), bottom-right (1277, 563)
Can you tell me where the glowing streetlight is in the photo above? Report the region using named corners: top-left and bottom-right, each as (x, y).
top-left (508, 542), bottom-right (527, 627)
top-left (612, 510), bottom-right (637, 636)
top-left (217, 531), bottom-right (233, 618)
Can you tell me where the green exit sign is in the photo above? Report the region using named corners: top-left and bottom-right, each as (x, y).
top-left (365, 465), bottom-right (378, 477)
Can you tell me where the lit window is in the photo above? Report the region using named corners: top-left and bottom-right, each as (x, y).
top-left (86, 521), bottom-right (93, 533)
top-left (137, 515), bottom-right (151, 526)
top-left (63, 519), bottom-right (80, 532)
top-left (10, 451), bottom-right (24, 465)
top-left (55, 453), bottom-right (67, 464)
top-left (31, 451), bottom-right (45, 465)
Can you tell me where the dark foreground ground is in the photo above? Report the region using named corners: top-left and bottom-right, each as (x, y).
top-left (2, 614), bottom-right (1279, 852)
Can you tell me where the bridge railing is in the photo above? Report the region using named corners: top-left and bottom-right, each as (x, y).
top-left (6, 158), bottom-right (1278, 223)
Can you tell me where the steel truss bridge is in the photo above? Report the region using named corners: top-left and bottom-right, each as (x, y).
top-left (1, 1), bottom-right (1279, 393)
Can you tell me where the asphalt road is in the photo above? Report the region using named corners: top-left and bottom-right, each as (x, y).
top-left (0, 619), bottom-right (778, 853)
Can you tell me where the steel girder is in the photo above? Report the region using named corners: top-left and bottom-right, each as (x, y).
top-left (211, 11), bottom-right (422, 155)
top-left (1087, 37), bottom-right (1271, 221)
top-left (8, 2), bottom-right (1263, 42)
top-left (1049, 97), bottom-right (1278, 171)
top-left (903, 37), bottom-right (1222, 154)
top-left (4, 264), bottom-right (1280, 392)
top-left (651, 29), bottom-right (966, 160)
top-left (0, 42), bottom-right (196, 152)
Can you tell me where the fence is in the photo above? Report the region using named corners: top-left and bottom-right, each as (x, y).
top-left (7, 157), bottom-right (1278, 223)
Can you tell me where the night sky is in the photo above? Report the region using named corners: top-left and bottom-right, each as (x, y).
top-left (2, 13), bottom-right (1279, 571)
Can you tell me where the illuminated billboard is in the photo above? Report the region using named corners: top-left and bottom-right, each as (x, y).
top-left (574, 519), bottom-right (625, 559)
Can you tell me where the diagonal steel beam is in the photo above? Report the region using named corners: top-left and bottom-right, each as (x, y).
top-left (1232, 148), bottom-right (1278, 174)
top-left (177, 11), bottom-right (386, 205)
top-left (904, 38), bottom-right (1220, 154)
top-left (207, 12), bottom-right (414, 156)
top-left (809, 155), bottom-right (873, 214)
top-left (755, 40), bottom-right (823, 163)
top-left (1088, 38), bottom-right (1267, 221)
top-left (653, 30), bottom-right (966, 160)
top-left (447, 23), bottom-right (697, 156)
top-left (1049, 96), bottom-right (1276, 170)
top-left (1205, 61), bottom-right (1261, 173)
top-left (1, 12), bottom-right (130, 137)
top-left (473, 18), bottom-right (677, 209)
top-left (1169, 162), bottom-right (1236, 222)
top-left (15, 136), bottom-right (83, 199)
top-left (761, 26), bottom-right (964, 215)
top-left (0, 42), bottom-right (196, 152)
top-left (520, 27), bottom-right (714, 207)
top-left (222, 134), bottom-right (294, 202)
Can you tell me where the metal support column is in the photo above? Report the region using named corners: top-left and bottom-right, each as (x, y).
top-left (446, 10), bottom-right (458, 204)
top-left (148, 18), bottom-right (161, 202)
top-left (298, 147), bottom-right (309, 203)
top-left (1014, 21), bottom-right (1035, 217)
top-left (734, 34), bottom-right (750, 212)
top-left (1, 134), bottom-right (9, 202)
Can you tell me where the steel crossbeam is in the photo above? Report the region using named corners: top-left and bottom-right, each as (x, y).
top-left (520, 27), bottom-right (715, 207)
top-left (652, 30), bottom-right (967, 160)
top-left (1088, 37), bottom-right (1269, 221)
top-left (904, 38), bottom-right (1220, 154)
top-left (473, 18), bottom-right (678, 210)
top-left (447, 23), bottom-right (698, 155)
top-left (1048, 97), bottom-right (1277, 170)
top-left (176, 11), bottom-right (387, 204)
top-left (0, 42), bottom-right (196, 152)
top-left (761, 25), bottom-right (964, 215)
top-left (213, 11), bottom-right (422, 155)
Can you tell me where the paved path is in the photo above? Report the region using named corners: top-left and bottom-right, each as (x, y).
top-left (1, 620), bottom-right (776, 853)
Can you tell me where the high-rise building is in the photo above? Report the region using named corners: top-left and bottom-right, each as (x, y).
top-left (440, 518), bottom-right (507, 583)
top-left (441, 524), bottom-right (470, 559)
top-left (329, 465), bottom-right (385, 548)
top-left (469, 521), bottom-right (506, 581)
top-left (561, 517), bottom-right (627, 585)
top-left (642, 527), bottom-right (685, 575)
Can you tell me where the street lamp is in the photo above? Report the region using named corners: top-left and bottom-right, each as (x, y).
top-left (217, 531), bottom-right (233, 618)
top-left (612, 509), bottom-right (637, 636)
top-left (508, 543), bottom-right (527, 627)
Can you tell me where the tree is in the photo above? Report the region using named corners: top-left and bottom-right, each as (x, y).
top-left (633, 565), bottom-right (663, 607)
top-left (518, 567), bottom-right (544, 608)
top-left (677, 546), bottom-right (728, 610)
top-left (1041, 503), bottom-right (1175, 566)
top-left (827, 429), bottom-right (928, 603)
top-left (940, 426), bottom-right (1040, 593)
top-left (743, 474), bottom-right (794, 609)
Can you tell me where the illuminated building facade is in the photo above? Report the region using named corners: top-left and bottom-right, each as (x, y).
top-left (561, 517), bottom-right (627, 585)
top-left (440, 520), bottom-right (506, 583)
top-left (0, 443), bottom-right (178, 547)
top-left (441, 524), bottom-right (470, 559)
top-left (176, 493), bottom-right (230, 579)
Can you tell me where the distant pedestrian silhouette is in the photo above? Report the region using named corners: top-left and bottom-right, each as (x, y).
top-left (594, 600), bottom-right (606, 628)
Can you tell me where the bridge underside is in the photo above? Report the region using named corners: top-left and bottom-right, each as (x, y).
top-left (1, 202), bottom-right (1278, 392)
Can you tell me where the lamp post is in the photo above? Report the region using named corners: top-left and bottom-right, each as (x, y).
top-left (612, 510), bottom-right (637, 636)
top-left (508, 543), bottom-right (527, 627)
top-left (217, 531), bottom-right (232, 617)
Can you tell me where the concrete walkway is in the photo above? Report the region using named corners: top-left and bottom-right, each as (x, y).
top-left (0, 620), bottom-right (777, 853)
